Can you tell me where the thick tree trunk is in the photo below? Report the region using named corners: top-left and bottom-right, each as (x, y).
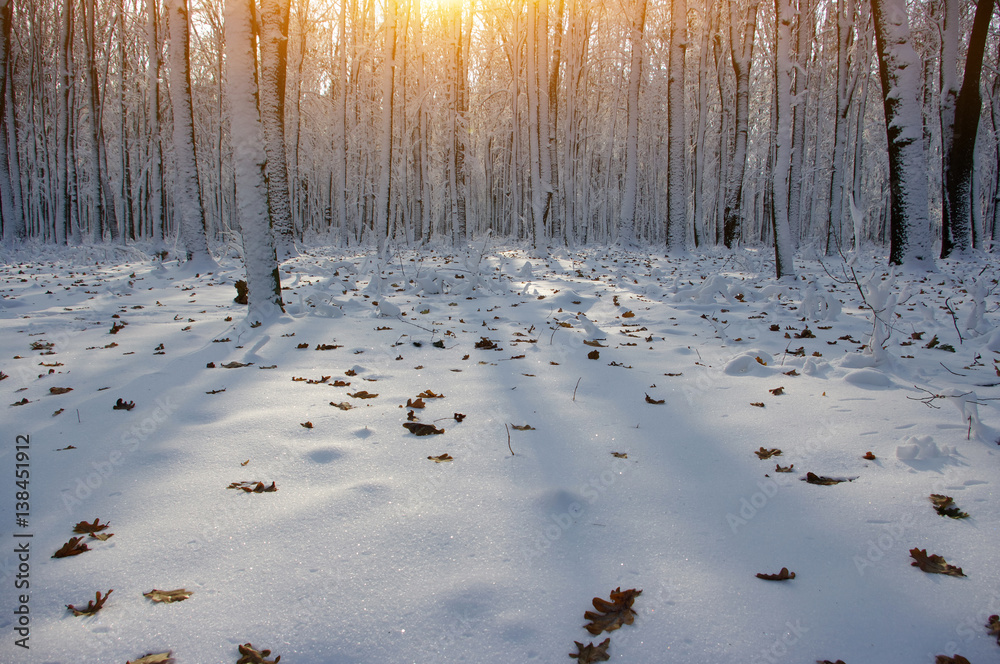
top-left (617, 0), bottom-right (646, 248)
top-left (0, 0), bottom-right (24, 243)
top-left (666, 0), bottom-right (687, 251)
top-left (722, 0), bottom-right (758, 249)
top-left (772, 0), bottom-right (796, 278)
top-left (374, 0), bottom-right (396, 248)
top-left (224, 0), bottom-right (283, 316)
top-left (870, 0), bottom-right (933, 267)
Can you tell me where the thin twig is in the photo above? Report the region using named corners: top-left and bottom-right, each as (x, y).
top-left (939, 362), bottom-right (966, 377)
top-left (943, 297), bottom-right (964, 345)
top-left (505, 423), bottom-right (514, 456)
top-left (573, 377), bottom-right (582, 401)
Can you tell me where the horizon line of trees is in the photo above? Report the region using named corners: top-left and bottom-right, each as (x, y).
top-left (0, 0), bottom-right (998, 273)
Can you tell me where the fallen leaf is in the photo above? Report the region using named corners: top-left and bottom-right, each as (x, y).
top-left (113, 398), bottom-right (136, 411)
top-left (348, 390), bottom-right (378, 399)
top-left (569, 638), bottom-right (611, 663)
top-left (49, 386), bottom-right (73, 395)
top-left (296, 342), bottom-right (309, 349)
top-left (583, 587), bottom-right (642, 635)
top-left (769, 386), bottom-right (785, 396)
top-left (127, 652), bottom-right (175, 664)
top-left (475, 337), bottom-right (498, 349)
top-left (750, 402), bottom-right (765, 408)
top-left (611, 452), bottom-right (628, 459)
top-left (754, 447), bottom-right (782, 459)
top-left (910, 548), bottom-right (966, 577)
top-left (783, 369), bottom-right (799, 376)
top-left (510, 424), bottom-right (535, 431)
top-left (300, 421), bottom-right (313, 429)
top-left (333, 380), bottom-right (350, 387)
top-left (330, 401), bottom-right (353, 410)
top-left (583, 339), bottom-right (606, 347)
top-left (241, 459), bottom-right (250, 466)
top-left (427, 454), bottom-right (453, 462)
top-left (417, 389), bottom-right (445, 399)
top-left (88, 532), bottom-right (113, 541)
top-left (775, 464), bottom-right (794, 472)
top-left (55, 444), bottom-right (75, 450)
top-left (73, 518), bottom-right (110, 533)
top-left (227, 481), bottom-right (278, 493)
top-left (53, 409), bottom-right (65, 417)
top-left (621, 310), bottom-right (635, 318)
top-left (644, 393), bottom-right (665, 405)
top-left (206, 388), bottom-right (226, 394)
top-left (986, 615), bottom-right (999, 644)
top-left (587, 350), bottom-right (600, 360)
top-left (756, 567), bottom-right (796, 581)
top-left (52, 537), bottom-right (90, 558)
top-left (803, 472), bottom-right (851, 485)
top-left (403, 422), bottom-right (444, 436)
top-left (755, 356), bottom-right (767, 365)
top-left (935, 656), bottom-right (971, 664)
top-left (143, 589), bottom-right (192, 604)
top-left (453, 413), bottom-right (466, 422)
top-left (220, 361), bottom-right (253, 368)
top-left (929, 495), bottom-right (970, 519)
top-left (863, 451), bottom-right (876, 460)
top-left (406, 397), bottom-right (426, 409)
top-left (345, 369), bottom-right (357, 376)
top-left (67, 589), bottom-right (113, 616)
top-left (237, 642), bottom-right (281, 664)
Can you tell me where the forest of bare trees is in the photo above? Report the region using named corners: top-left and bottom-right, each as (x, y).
top-left (0, 0), bottom-right (998, 265)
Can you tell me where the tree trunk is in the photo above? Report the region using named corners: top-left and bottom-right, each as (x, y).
top-left (618, 0), bottom-right (646, 247)
top-left (224, 0), bottom-right (283, 316)
top-left (374, 0), bottom-right (396, 248)
top-left (870, 0), bottom-right (933, 267)
top-left (772, 0), bottom-right (796, 278)
top-left (722, 0), bottom-right (758, 249)
top-left (666, 0), bottom-right (687, 251)
top-left (0, 0), bottom-right (24, 243)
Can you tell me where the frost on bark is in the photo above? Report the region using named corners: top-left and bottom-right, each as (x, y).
top-left (941, 0), bottom-right (994, 257)
top-left (225, 0), bottom-right (283, 316)
top-left (617, 0), bottom-right (646, 248)
top-left (373, 0), bottom-right (396, 249)
top-left (666, 0), bottom-right (687, 252)
top-left (771, 0), bottom-right (796, 278)
top-left (527, 0), bottom-right (547, 249)
top-left (165, 0), bottom-right (214, 264)
top-left (870, 0), bottom-right (933, 267)
top-left (827, 0), bottom-right (855, 254)
top-left (722, 0), bottom-right (758, 249)
top-left (258, 0), bottom-right (296, 258)
top-left (0, 0), bottom-right (24, 243)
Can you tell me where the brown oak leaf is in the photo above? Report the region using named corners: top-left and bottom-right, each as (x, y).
top-left (348, 390), bottom-right (378, 399)
top-left (862, 451), bottom-right (876, 460)
top-left (986, 615), bottom-right (999, 644)
top-left (143, 589), bottom-right (192, 604)
top-left (569, 637), bottom-right (611, 662)
top-left (417, 389), bottom-right (444, 399)
top-left (769, 386), bottom-right (785, 395)
top-left (511, 424), bottom-right (536, 431)
top-left (644, 393), bottom-right (665, 404)
top-left (930, 494), bottom-right (970, 519)
top-left (804, 472), bottom-right (851, 485)
top-left (113, 398), bottom-right (136, 410)
top-left (427, 454), bottom-right (453, 463)
top-left (755, 447), bottom-right (782, 459)
top-left (587, 350), bottom-right (600, 360)
top-left (67, 589), bottom-right (113, 616)
top-left (220, 361), bottom-right (253, 368)
top-left (756, 567), bottom-right (796, 581)
top-left (583, 587), bottom-right (642, 635)
top-left (73, 518), bottom-right (110, 533)
top-left (750, 402), bottom-right (765, 407)
top-left (127, 652), bottom-right (175, 664)
top-left (227, 481), bottom-right (278, 493)
top-left (935, 656), bottom-right (971, 664)
top-left (475, 337), bottom-right (498, 349)
top-left (301, 421), bottom-right (314, 429)
top-left (52, 536), bottom-right (89, 558)
top-left (775, 463), bottom-right (794, 472)
top-left (237, 642), bottom-right (281, 664)
top-left (406, 397), bottom-right (426, 409)
top-left (611, 452), bottom-right (628, 459)
top-left (49, 386), bottom-right (73, 395)
top-left (88, 532), bottom-right (113, 541)
top-left (403, 422), bottom-right (444, 436)
top-left (910, 548), bottom-right (966, 577)
top-left (453, 413), bottom-right (466, 422)
top-left (330, 401), bottom-right (353, 410)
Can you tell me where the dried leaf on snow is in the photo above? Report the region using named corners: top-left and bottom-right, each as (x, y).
top-left (67, 589), bottom-right (113, 616)
top-left (910, 548), bottom-right (966, 577)
top-left (113, 398), bottom-right (136, 411)
top-left (315, 344), bottom-right (342, 350)
top-left (611, 452), bottom-right (628, 459)
top-left (583, 339), bottom-right (606, 347)
top-left (986, 615), bottom-right (1000, 644)
top-left (220, 361), bottom-right (253, 368)
top-left (406, 398), bottom-right (426, 409)
top-left (583, 587), bottom-right (642, 635)
top-left (803, 472), bottom-right (852, 485)
top-left (775, 463), bottom-right (794, 473)
top-left (755, 447), bottom-right (782, 459)
top-left (929, 494), bottom-right (970, 519)
top-left (143, 589), bottom-right (192, 604)
top-left (73, 518), bottom-right (110, 533)
top-left (510, 424), bottom-right (535, 431)
top-left (52, 536), bottom-right (90, 558)
top-left (935, 656), bottom-right (971, 664)
top-left (569, 638), bottom-right (611, 662)
top-left (237, 642), bottom-right (281, 664)
top-left (227, 481), bottom-right (278, 493)
top-left (417, 389), bottom-right (445, 399)
top-left (89, 532), bottom-right (113, 541)
top-left (348, 390), bottom-right (378, 399)
top-left (301, 421), bottom-right (313, 429)
top-left (863, 451), bottom-right (876, 460)
top-left (49, 386), bottom-right (73, 395)
top-left (475, 337), bottom-right (498, 349)
top-left (453, 413), bottom-right (466, 422)
top-left (644, 393), bottom-right (665, 405)
top-left (769, 386), bottom-right (785, 396)
top-left (756, 567), bottom-right (796, 581)
top-left (427, 454), bottom-right (453, 462)
top-left (587, 350), bottom-right (600, 360)
top-left (403, 422), bottom-right (444, 436)
top-left (750, 402), bottom-right (765, 407)
top-left (330, 401), bottom-right (353, 410)
top-left (127, 652), bottom-right (175, 664)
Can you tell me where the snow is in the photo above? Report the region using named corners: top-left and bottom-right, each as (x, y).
top-left (1, 245), bottom-right (999, 663)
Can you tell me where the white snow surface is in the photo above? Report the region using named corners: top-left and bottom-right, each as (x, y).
top-left (1, 245), bottom-right (998, 664)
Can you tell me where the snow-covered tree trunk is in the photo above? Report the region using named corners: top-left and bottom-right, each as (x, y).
top-left (83, 0), bottom-right (119, 242)
top-left (374, 0), bottom-right (396, 248)
top-left (334, 0), bottom-right (348, 246)
top-left (165, 0), bottom-right (213, 264)
top-left (0, 0), bottom-right (24, 243)
top-left (938, 0), bottom-right (959, 257)
top-left (147, 0), bottom-right (165, 249)
top-left (526, 0), bottom-right (546, 249)
top-left (224, 0), bottom-right (283, 317)
top-left (941, 0), bottom-right (995, 257)
top-left (666, 0), bottom-right (687, 252)
top-left (722, 0), bottom-right (758, 249)
top-left (617, 0), bottom-right (646, 248)
top-left (870, 0), bottom-right (933, 267)
top-left (56, 0), bottom-right (74, 245)
top-left (826, 0), bottom-right (855, 254)
top-left (450, 2), bottom-right (468, 247)
top-left (771, 0), bottom-right (796, 278)
top-left (787, 0), bottom-right (812, 247)
top-left (258, 0), bottom-right (296, 257)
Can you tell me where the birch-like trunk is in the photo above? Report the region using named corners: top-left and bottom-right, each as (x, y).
top-left (666, 0), bottom-right (687, 251)
top-left (165, 0), bottom-right (213, 264)
top-left (258, 0), bottom-right (296, 257)
top-left (617, 0), bottom-right (646, 248)
top-left (224, 0), bottom-right (283, 316)
top-left (147, 0), bottom-right (164, 248)
top-left (772, 0), bottom-right (796, 277)
top-left (870, 0), bottom-right (933, 267)
top-left (722, 0), bottom-right (758, 248)
top-left (374, 0), bottom-right (396, 248)
top-left (826, 0), bottom-right (854, 254)
top-left (526, 0), bottom-right (546, 249)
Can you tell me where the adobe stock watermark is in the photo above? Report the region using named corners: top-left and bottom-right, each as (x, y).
top-left (522, 455), bottom-right (633, 562)
top-left (750, 618), bottom-right (810, 664)
top-left (852, 513), bottom-right (916, 576)
top-left (60, 395), bottom-right (178, 513)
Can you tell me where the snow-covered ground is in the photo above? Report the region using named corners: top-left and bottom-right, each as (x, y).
top-left (1, 244), bottom-right (998, 664)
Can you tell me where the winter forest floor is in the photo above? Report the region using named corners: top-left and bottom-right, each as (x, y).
top-left (0, 242), bottom-right (999, 664)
